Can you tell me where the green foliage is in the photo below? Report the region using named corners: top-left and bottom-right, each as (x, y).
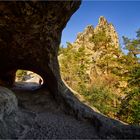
top-left (123, 29), bottom-right (140, 57)
top-left (16, 70), bottom-right (27, 81)
top-left (128, 66), bottom-right (140, 87)
top-left (59, 43), bottom-right (91, 91)
top-left (90, 28), bottom-right (111, 51)
top-left (118, 65), bottom-right (140, 125)
top-left (118, 88), bottom-right (140, 125)
top-left (59, 27), bottom-right (140, 125)
top-left (82, 82), bottom-right (119, 116)
top-left (90, 28), bottom-right (122, 76)
top-left (118, 29), bottom-right (140, 125)
top-left (136, 28), bottom-right (140, 39)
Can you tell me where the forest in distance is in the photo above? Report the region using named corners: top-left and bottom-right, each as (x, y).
top-left (58, 18), bottom-right (140, 125)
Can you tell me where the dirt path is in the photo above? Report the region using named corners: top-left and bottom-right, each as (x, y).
top-left (11, 86), bottom-right (99, 139)
top-left (0, 81), bottom-right (139, 139)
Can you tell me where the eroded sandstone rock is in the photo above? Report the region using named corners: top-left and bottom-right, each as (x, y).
top-left (0, 1), bottom-right (139, 139)
top-left (95, 16), bottom-right (119, 48)
top-left (0, 1), bottom-right (81, 95)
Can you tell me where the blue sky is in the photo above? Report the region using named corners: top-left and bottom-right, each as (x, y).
top-left (61, 1), bottom-right (140, 48)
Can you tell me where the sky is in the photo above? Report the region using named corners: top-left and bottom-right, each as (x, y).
top-left (61, 1), bottom-right (140, 48)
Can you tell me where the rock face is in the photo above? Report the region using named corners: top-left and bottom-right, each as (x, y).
top-left (0, 2), bottom-right (140, 139)
top-left (74, 16), bottom-right (119, 49)
top-left (0, 86), bottom-right (19, 138)
top-left (0, 1), bottom-right (81, 95)
top-left (95, 16), bottom-right (119, 48)
top-left (72, 16), bottom-right (121, 77)
top-left (73, 16), bottom-right (119, 50)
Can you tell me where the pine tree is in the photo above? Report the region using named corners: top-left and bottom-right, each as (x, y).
top-left (118, 29), bottom-right (140, 124)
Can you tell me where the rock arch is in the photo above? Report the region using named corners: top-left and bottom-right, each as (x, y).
top-left (0, 1), bottom-right (80, 95)
top-left (0, 1), bottom-right (139, 139)
top-left (15, 70), bottom-right (43, 90)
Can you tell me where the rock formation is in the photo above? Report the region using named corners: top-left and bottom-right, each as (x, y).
top-left (71, 16), bottom-right (121, 77)
top-left (0, 1), bottom-right (140, 139)
top-left (0, 86), bottom-right (19, 138)
top-left (0, 1), bottom-right (81, 94)
top-left (95, 16), bottom-right (119, 48)
top-left (74, 16), bottom-right (119, 50)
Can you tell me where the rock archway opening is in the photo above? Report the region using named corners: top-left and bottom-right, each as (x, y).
top-left (14, 70), bottom-right (44, 91)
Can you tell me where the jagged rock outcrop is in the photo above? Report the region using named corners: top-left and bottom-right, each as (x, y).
top-left (72, 16), bottom-right (121, 77)
top-left (74, 16), bottom-right (119, 49)
top-left (0, 86), bottom-right (17, 118)
top-left (95, 16), bottom-right (119, 48)
top-left (0, 2), bottom-right (140, 139)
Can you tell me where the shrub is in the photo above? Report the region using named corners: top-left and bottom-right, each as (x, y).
top-left (118, 88), bottom-right (140, 125)
top-left (81, 83), bottom-right (119, 117)
top-left (16, 70), bottom-right (27, 81)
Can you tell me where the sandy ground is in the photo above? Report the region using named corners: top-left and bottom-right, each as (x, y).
top-left (10, 72), bottom-right (99, 139)
top-left (11, 86), bottom-right (99, 139)
top-left (2, 75), bottom-right (139, 139)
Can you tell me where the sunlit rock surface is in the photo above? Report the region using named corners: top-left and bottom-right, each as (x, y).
top-left (15, 71), bottom-right (43, 90)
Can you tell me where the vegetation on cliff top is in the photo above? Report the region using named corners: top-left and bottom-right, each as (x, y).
top-left (59, 17), bottom-right (140, 125)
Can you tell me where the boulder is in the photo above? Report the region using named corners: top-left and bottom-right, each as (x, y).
top-left (0, 86), bottom-right (17, 119)
top-left (0, 86), bottom-right (18, 138)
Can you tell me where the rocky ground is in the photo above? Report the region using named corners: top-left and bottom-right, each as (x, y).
top-left (0, 74), bottom-right (139, 139)
top-left (9, 84), bottom-right (98, 139)
top-left (0, 2), bottom-right (139, 139)
top-left (0, 81), bottom-right (138, 139)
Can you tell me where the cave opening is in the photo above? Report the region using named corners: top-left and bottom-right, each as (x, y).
top-left (14, 69), bottom-right (44, 91)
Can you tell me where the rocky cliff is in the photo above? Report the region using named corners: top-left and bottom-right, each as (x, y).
top-left (74, 16), bottom-right (119, 49)
top-left (0, 2), bottom-right (140, 139)
top-left (71, 16), bottom-right (121, 77)
top-left (95, 16), bottom-right (119, 48)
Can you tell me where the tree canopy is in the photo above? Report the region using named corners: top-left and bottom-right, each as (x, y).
top-left (59, 27), bottom-right (140, 125)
